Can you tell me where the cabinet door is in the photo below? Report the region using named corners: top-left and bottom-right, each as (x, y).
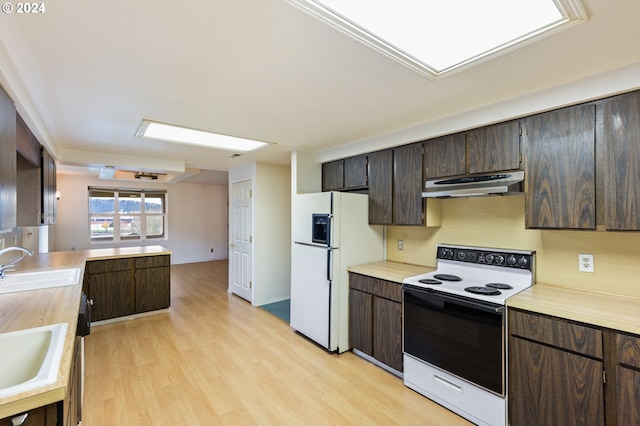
top-left (467, 120), bottom-right (521, 174)
top-left (615, 332), bottom-right (640, 425)
top-left (344, 155), bottom-right (368, 189)
top-left (16, 114), bottom-right (41, 167)
top-left (509, 337), bottom-right (604, 426)
top-left (601, 91), bottom-right (640, 230)
top-left (423, 133), bottom-right (465, 180)
top-left (135, 266), bottom-right (170, 313)
top-left (17, 153), bottom-right (41, 226)
top-left (349, 288), bottom-right (372, 355)
top-left (0, 85), bottom-right (16, 232)
top-left (616, 366), bottom-right (640, 426)
top-left (41, 148), bottom-right (57, 225)
top-left (87, 271), bottom-right (134, 321)
top-left (368, 149), bottom-right (393, 224)
top-left (322, 160), bottom-right (344, 191)
top-left (524, 105), bottom-right (596, 229)
top-left (393, 143), bottom-right (423, 225)
top-left (373, 296), bottom-right (403, 372)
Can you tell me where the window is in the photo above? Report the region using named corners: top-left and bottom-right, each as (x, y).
top-left (89, 187), bottom-right (167, 242)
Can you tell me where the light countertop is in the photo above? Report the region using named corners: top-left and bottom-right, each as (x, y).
top-left (507, 283), bottom-right (640, 335)
top-left (348, 260), bottom-right (435, 284)
top-left (0, 246), bottom-right (171, 419)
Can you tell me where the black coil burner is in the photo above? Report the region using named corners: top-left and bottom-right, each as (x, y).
top-left (465, 286), bottom-right (501, 296)
top-left (485, 283), bottom-right (513, 290)
top-left (433, 274), bottom-right (462, 282)
top-left (419, 279), bottom-right (443, 285)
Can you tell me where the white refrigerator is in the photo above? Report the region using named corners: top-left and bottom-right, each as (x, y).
top-left (290, 191), bottom-right (384, 353)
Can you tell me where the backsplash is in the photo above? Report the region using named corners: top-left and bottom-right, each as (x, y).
top-left (386, 196), bottom-right (640, 298)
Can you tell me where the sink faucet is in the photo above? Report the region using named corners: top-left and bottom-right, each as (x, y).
top-left (0, 247), bottom-right (34, 279)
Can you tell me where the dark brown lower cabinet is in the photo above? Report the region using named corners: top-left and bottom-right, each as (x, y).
top-left (372, 295), bottom-right (402, 371)
top-left (614, 333), bottom-right (640, 425)
top-left (0, 404), bottom-right (58, 426)
top-left (349, 273), bottom-right (403, 372)
top-left (135, 255), bottom-right (171, 313)
top-left (64, 337), bottom-right (82, 426)
top-left (84, 255), bottom-right (170, 321)
top-left (86, 269), bottom-right (134, 321)
top-left (509, 337), bottom-right (604, 426)
top-left (509, 309), bottom-right (640, 426)
top-left (349, 288), bottom-right (372, 355)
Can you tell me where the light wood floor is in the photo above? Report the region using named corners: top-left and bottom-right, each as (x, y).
top-left (83, 260), bottom-right (472, 425)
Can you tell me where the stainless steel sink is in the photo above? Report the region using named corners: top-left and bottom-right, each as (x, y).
top-left (0, 323), bottom-right (68, 398)
top-left (0, 268), bottom-right (81, 294)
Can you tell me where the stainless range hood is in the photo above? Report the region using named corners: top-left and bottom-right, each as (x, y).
top-left (422, 171), bottom-right (524, 198)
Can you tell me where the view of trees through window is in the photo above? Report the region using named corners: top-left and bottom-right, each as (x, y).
top-left (89, 188), bottom-right (166, 241)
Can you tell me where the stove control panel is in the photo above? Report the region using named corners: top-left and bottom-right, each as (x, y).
top-left (437, 245), bottom-right (534, 271)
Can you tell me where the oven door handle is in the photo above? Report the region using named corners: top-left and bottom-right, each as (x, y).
top-left (403, 285), bottom-right (505, 314)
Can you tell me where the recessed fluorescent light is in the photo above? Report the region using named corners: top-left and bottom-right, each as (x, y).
top-left (136, 120), bottom-right (271, 152)
top-left (288, 0), bottom-right (588, 79)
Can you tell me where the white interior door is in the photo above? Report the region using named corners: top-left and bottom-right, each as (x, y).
top-left (229, 179), bottom-right (252, 302)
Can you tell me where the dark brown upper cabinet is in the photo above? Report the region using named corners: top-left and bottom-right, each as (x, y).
top-left (392, 143), bottom-right (424, 225)
top-left (0, 85), bottom-right (17, 232)
top-left (368, 149), bottom-right (393, 224)
top-left (523, 104), bottom-right (596, 229)
top-left (41, 147), bottom-right (57, 225)
top-left (17, 113), bottom-right (42, 227)
top-left (322, 154), bottom-right (368, 192)
top-left (466, 120), bottom-right (521, 174)
top-left (344, 155), bottom-right (368, 189)
top-left (423, 133), bottom-right (465, 180)
top-left (600, 91), bottom-right (640, 231)
top-left (16, 114), bottom-right (41, 167)
top-left (322, 159), bottom-right (344, 191)
top-left (368, 144), bottom-right (424, 226)
top-left (423, 121), bottom-right (520, 183)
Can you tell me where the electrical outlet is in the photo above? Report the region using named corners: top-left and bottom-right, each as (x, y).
top-left (579, 254), bottom-right (594, 272)
top-left (397, 239), bottom-right (404, 251)
top-left (210, 248), bottom-right (214, 253)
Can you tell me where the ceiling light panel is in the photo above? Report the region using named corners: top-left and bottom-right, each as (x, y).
top-left (136, 120), bottom-right (270, 152)
top-left (288, 0), bottom-right (588, 79)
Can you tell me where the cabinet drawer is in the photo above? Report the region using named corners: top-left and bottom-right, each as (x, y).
top-left (616, 333), bottom-right (640, 368)
top-left (372, 279), bottom-right (402, 303)
top-left (509, 310), bottom-right (603, 359)
top-left (135, 255), bottom-right (170, 269)
top-left (85, 258), bottom-right (132, 274)
top-left (349, 273), bottom-right (373, 293)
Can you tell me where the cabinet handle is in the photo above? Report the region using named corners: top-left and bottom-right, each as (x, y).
top-left (88, 298), bottom-right (94, 306)
top-left (11, 413), bottom-right (28, 426)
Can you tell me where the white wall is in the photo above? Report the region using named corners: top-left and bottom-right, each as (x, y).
top-left (54, 173), bottom-right (228, 264)
top-left (254, 163), bottom-right (291, 305)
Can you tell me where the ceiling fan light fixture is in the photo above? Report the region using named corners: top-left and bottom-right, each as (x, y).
top-left (136, 119), bottom-right (271, 152)
top-left (134, 172), bottom-right (159, 181)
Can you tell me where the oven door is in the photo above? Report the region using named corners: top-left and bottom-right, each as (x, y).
top-left (403, 284), bottom-right (505, 396)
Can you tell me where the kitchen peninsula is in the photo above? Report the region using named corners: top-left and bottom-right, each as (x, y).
top-left (0, 246), bottom-right (171, 421)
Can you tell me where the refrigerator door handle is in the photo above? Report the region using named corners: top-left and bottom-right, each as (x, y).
top-left (294, 241), bottom-right (327, 248)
